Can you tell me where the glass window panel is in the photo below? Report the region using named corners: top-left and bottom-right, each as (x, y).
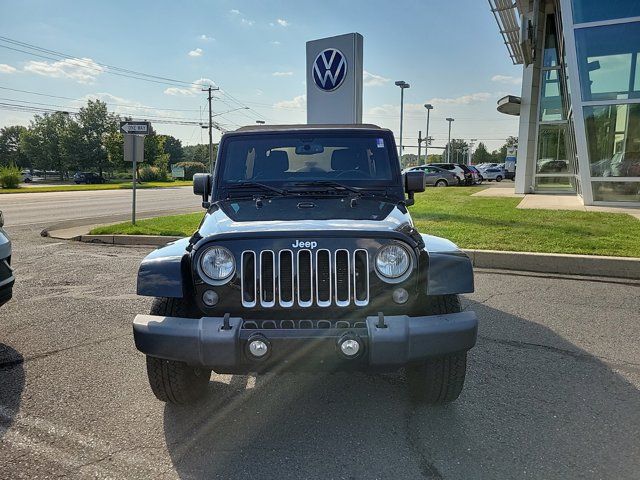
top-left (572, 0), bottom-right (640, 24)
top-left (535, 176), bottom-right (577, 192)
top-left (584, 103), bottom-right (640, 177)
top-left (537, 124), bottom-right (571, 173)
top-left (540, 70), bottom-right (565, 121)
top-left (592, 181), bottom-right (640, 202)
top-left (575, 22), bottom-right (640, 101)
top-left (543, 15), bottom-right (559, 67)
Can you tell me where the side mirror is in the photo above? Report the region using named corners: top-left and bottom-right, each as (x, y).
top-left (193, 173), bottom-right (213, 208)
top-left (404, 170), bottom-right (426, 206)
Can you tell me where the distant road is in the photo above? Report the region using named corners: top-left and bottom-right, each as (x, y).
top-left (0, 187), bottom-right (200, 227)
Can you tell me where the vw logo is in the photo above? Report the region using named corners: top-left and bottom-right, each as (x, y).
top-left (312, 48), bottom-right (347, 92)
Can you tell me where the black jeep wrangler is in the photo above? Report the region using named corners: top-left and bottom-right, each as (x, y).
top-left (133, 124), bottom-right (477, 405)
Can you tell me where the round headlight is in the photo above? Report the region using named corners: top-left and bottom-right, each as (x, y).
top-left (375, 244), bottom-right (411, 279)
top-left (200, 246), bottom-right (235, 281)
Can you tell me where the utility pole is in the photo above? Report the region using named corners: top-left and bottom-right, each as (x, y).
top-left (417, 130), bottom-right (422, 165)
top-left (468, 138), bottom-right (477, 165)
top-left (395, 81), bottom-right (410, 158)
top-left (203, 85), bottom-right (220, 171)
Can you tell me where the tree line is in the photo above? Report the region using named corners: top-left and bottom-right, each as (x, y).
top-left (0, 99), bottom-right (215, 180)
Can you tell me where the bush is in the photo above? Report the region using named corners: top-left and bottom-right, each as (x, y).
top-left (175, 161), bottom-right (207, 180)
top-left (139, 165), bottom-right (170, 182)
top-left (0, 164), bottom-right (21, 189)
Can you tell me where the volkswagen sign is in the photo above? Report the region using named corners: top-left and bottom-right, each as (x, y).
top-left (312, 48), bottom-right (347, 92)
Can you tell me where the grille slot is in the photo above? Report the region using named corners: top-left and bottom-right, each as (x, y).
top-left (297, 250), bottom-right (313, 307)
top-left (241, 248), bottom-right (370, 308)
top-left (241, 251), bottom-right (256, 307)
top-left (260, 251), bottom-right (275, 307)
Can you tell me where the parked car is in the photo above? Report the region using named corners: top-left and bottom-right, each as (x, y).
top-left (427, 163), bottom-right (472, 185)
top-left (21, 170), bottom-right (33, 183)
top-left (482, 167), bottom-right (506, 182)
top-left (73, 172), bottom-right (106, 184)
top-left (404, 165), bottom-right (458, 187)
top-left (132, 124), bottom-right (478, 406)
top-left (467, 166), bottom-right (483, 185)
top-left (476, 163), bottom-right (499, 171)
top-left (0, 211), bottom-right (14, 307)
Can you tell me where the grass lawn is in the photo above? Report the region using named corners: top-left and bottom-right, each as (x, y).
top-left (0, 180), bottom-right (192, 194)
top-left (89, 187), bottom-right (640, 257)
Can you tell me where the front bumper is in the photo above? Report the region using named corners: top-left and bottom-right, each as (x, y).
top-left (133, 312), bottom-right (478, 373)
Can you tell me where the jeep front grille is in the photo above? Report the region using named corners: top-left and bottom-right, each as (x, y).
top-left (241, 249), bottom-right (369, 308)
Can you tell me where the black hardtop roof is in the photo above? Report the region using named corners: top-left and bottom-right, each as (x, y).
top-left (225, 123), bottom-right (391, 137)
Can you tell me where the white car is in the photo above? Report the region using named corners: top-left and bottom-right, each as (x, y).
top-left (482, 167), bottom-right (506, 182)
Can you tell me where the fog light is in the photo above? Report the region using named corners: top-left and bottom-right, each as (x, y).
top-left (248, 338), bottom-right (269, 358)
top-left (340, 339), bottom-right (360, 357)
top-left (392, 288), bottom-right (409, 304)
top-left (202, 289), bottom-right (219, 306)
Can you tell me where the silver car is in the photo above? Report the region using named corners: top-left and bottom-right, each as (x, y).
top-left (0, 211), bottom-right (13, 307)
top-left (405, 165), bottom-right (458, 187)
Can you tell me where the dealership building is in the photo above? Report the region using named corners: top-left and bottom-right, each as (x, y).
top-left (490, 0), bottom-right (640, 205)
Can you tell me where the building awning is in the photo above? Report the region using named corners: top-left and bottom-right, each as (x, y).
top-left (497, 95), bottom-right (521, 115)
top-left (488, 0), bottom-right (525, 65)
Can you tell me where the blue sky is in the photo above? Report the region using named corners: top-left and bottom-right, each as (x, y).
top-left (0, 0), bottom-right (522, 152)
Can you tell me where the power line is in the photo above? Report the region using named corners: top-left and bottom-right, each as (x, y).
top-left (0, 35), bottom-right (266, 122)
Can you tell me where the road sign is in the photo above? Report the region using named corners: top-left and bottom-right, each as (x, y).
top-left (120, 121), bottom-right (150, 135)
top-left (123, 134), bottom-right (145, 163)
top-left (171, 166), bottom-right (185, 178)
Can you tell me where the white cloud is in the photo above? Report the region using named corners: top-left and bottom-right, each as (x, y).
top-left (272, 71), bottom-right (293, 77)
top-left (255, 89), bottom-right (264, 96)
top-left (230, 9), bottom-right (240, 14)
top-left (276, 18), bottom-right (290, 27)
top-left (0, 64), bottom-right (17, 74)
top-left (241, 18), bottom-right (254, 26)
top-left (23, 57), bottom-right (104, 84)
top-left (363, 70), bottom-right (390, 87)
top-left (270, 40), bottom-right (282, 46)
top-left (199, 34), bottom-right (214, 41)
top-left (188, 48), bottom-right (203, 57)
top-left (164, 77), bottom-right (217, 96)
top-left (73, 92), bottom-right (183, 119)
top-left (426, 92), bottom-right (492, 105)
top-left (491, 75), bottom-right (522, 85)
top-left (274, 94), bottom-right (306, 109)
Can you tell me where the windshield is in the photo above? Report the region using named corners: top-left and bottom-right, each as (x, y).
top-left (218, 133), bottom-right (398, 189)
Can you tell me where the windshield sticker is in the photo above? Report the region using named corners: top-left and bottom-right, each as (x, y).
top-left (376, 138), bottom-right (385, 148)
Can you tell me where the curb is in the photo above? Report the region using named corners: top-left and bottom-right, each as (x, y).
top-left (464, 249), bottom-right (640, 280)
top-left (45, 227), bottom-right (640, 280)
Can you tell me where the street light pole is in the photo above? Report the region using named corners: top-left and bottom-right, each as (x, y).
top-left (424, 104), bottom-right (433, 161)
top-left (445, 117), bottom-right (455, 163)
top-left (395, 81), bottom-right (410, 159)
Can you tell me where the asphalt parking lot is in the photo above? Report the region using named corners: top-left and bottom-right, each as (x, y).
top-left (1, 222), bottom-right (639, 479)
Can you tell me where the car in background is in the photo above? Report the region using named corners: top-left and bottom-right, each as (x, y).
top-left (467, 165), bottom-right (483, 185)
top-left (427, 163), bottom-right (472, 185)
top-left (21, 170), bottom-right (33, 183)
top-left (482, 167), bottom-right (506, 182)
top-left (73, 172), bottom-right (106, 184)
top-left (0, 211), bottom-right (14, 307)
top-left (404, 165), bottom-right (458, 187)
top-left (476, 163), bottom-right (499, 171)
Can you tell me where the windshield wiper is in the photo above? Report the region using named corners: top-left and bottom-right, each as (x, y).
top-left (288, 180), bottom-right (362, 194)
top-left (226, 182), bottom-right (288, 197)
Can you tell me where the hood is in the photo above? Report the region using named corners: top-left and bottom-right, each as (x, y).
top-left (198, 198), bottom-right (412, 237)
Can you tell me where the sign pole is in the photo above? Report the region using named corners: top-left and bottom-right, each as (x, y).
top-left (132, 141), bottom-right (137, 225)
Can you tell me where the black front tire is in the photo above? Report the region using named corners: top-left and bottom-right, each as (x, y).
top-left (407, 294), bottom-right (468, 404)
top-left (496, 176), bottom-right (503, 182)
top-left (145, 298), bottom-right (211, 404)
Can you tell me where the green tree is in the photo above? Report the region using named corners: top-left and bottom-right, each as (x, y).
top-left (400, 153), bottom-right (418, 168)
top-left (161, 135), bottom-right (184, 165)
top-left (472, 142), bottom-right (492, 164)
top-left (76, 100), bottom-right (119, 176)
top-left (0, 126), bottom-right (28, 168)
top-left (442, 139), bottom-right (469, 164)
top-left (20, 112), bottom-right (75, 180)
top-left (183, 143), bottom-right (217, 169)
